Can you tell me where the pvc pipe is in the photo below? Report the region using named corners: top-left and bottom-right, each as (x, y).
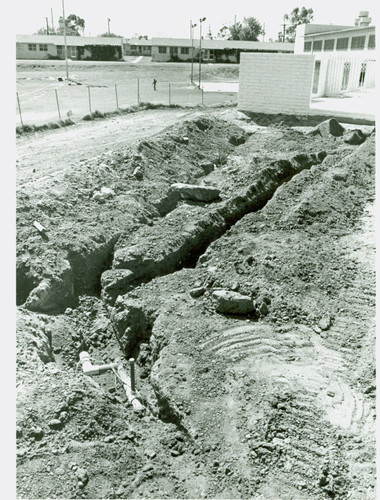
top-left (80, 351), bottom-right (117, 376)
top-left (117, 365), bottom-right (145, 411)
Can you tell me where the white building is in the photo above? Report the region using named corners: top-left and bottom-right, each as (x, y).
top-left (294, 11), bottom-right (375, 96)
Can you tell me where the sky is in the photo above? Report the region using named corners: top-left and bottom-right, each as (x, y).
top-left (15, 0), bottom-right (378, 41)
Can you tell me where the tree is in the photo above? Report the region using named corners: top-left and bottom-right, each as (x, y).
top-left (98, 33), bottom-right (121, 37)
top-left (132, 34), bottom-right (149, 40)
top-left (283, 7), bottom-right (313, 42)
top-left (56, 14), bottom-right (85, 36)
top-left (217, 17), bottom-right (264, 41)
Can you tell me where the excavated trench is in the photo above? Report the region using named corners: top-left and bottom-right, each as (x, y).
top-left (101, 150), bottom-right (327, 306)
top-left (96, 149), bottom-right (330, 433)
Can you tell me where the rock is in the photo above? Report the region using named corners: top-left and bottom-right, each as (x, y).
top-left (104, 435), bottom-right (116, 443)
top-left (213, 290), bottom-right (255, 315)
top-left (189, 286), bottom-right (206, 298)
top-left (30, 426), bottom-right (44, 440)
top-left (182, 136), bottom-right (189, 144)
top-left (133, 167), bottom-right (143, 180)
top-left (319, 475), bottom-right (329, 487)
top-left (170, 183), bottom-right (220, 202)
top-left (92, 186), bottom-right (115, 201)
top-left (333, 171), bottom-right (348, 181)
top-left (48, 419), bottom-right (62, 430)
top-left (258, 302), bottom-right (269, 316)
top-left (319, 314), bottom-right (332, 331)
top-left (344, 129), bottom-right (366, 145)
top-left (198, 161), bottom-right (215, 175)
top-left (142, 463), bottom-right (154, 472)
top-left (312, 118), bottom-right (344, 138)
top-left (144, 449), bottom-right (157, 459)
top-left (76, 468), bottom-right (89, 485)
top-left (229, 134), bottom-right (246, 146)
top-left (116, 486), bottom-right (125, 496)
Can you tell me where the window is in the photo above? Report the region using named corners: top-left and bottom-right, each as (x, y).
top-left (181, 47), bottom-right (189, 54)
top-left (158, 46), bottom-right (167, 53)
top-left (28, 44), bottom-right (37, 51)
top-left (57, 46), bottom-right (63, 57)
top-left (351, 36), bottom-right (365, 50)
top-left (313, 40), bottom-right (322, 51)
top-left (341, 62), bottom-right (351, 90)
top-left (304, 41), bottom-right (312, 52)
top-left (39, 44), bottom-right (48, 51)
top-left (368, 34), bottom-right (375, 49)
top-left (67, 46), bottom-right (77, 58)
top-left (170, 46), bottom-right (178, 55)
top-left (336, 37), bottom-right (349, 50)
top-left (323, 39), bottom-right (335, 51)
top-left (359, 62), bottom-right (367, 87)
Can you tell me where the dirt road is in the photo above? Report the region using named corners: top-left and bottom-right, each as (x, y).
top-left (16, 108), bottom-right (206, 190)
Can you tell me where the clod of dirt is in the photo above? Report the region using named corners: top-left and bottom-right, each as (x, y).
top-left (229, 134), bottom-right (247, 146)
top-left (169, 183), bottom-right (220, 202)
top-left (212, 290), bottom-right (255, 314)
top-left (310, 118), bottom-right (345, 138)
top-left (344, 129), bottom-right (366, 145)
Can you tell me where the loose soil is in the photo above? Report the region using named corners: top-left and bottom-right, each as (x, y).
top-left (16, 107), bottom-right (375, 499)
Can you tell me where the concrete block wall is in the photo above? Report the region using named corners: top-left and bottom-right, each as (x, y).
top-left (238, 53), bottom-right (315, 114)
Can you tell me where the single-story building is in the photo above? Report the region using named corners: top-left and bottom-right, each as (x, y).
top-left (294, 11), bottom-right (375, 96)
top-left (16, 34), bottom-right (124, 61)
top-left (123, 38), bottom-right (152, 56)
top-left (151, 38), bottom-right (294, 63)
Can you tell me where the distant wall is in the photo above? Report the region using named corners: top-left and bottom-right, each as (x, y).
top-left (238, 53), bottom-right (315, 114)
top-left (16, 43), bottom-right (57, 60)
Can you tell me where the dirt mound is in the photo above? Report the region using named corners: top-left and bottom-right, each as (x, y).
top-left (16, 114), bottom-right (375, 499)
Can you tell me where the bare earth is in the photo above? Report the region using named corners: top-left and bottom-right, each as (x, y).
top-left (16, 107), bottom-right (375, 500)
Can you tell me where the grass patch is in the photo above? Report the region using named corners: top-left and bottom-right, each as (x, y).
top-left (16, 118), bottom-right (75, 136)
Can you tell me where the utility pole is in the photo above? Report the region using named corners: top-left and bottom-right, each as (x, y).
top-left (51, 8), bottom-right (54, 32)
top-left (46, 17), bottom-right (49, 35)
top-left (198, 17), bottom-right (206, 88)
top-left (190, 20), bottom-right (197, 84)
top-left (107, 18), bottom-right (111, 36)
top-left (281, 20), bottom-right (287, 42)
top-left (61, 0), bottom-right (69, 79)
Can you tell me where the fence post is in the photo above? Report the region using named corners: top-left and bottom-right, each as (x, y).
top-left (88, 86), bottom-right (92, 114)
top-left (169, 82), bottom-right (171, 105)
top-left (55, 89), bottom-right (62, 121)
top-left (137, 78), bottom-right (140, 104)
top-left (16, 92), bottom-right (24, 127)
top-left (115, 84), bottom-right (119, 109)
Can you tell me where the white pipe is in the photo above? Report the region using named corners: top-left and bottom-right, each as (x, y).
top-left (79, 352), bottom-right (145, 411)
top-left (80, 351), bottom-right (118, 376)
top-left (117, 365), bottom-right (145, 411)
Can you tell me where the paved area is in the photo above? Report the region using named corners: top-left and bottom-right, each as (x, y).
top-left (310, 90), bottom-right (375, 122)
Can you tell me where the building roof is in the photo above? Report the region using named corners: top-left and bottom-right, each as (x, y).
top-left (125, 38), bottom-right (152, 46)
top-left (16, 34), bottom-right (123, 46)
top-left (304, 24), bottom-right (375, 37)
top-left (151, 37), bottom-right (294, 52)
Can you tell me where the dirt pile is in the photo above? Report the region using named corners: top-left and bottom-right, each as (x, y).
top-left (16, 112), bottom-right (375, 499)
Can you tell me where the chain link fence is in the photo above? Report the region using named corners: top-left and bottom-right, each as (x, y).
top-left (16, 78), bottom-right (238, 126)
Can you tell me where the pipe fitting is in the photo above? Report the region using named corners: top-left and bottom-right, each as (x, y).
top-left (80, 351), bottom-right (118, 376)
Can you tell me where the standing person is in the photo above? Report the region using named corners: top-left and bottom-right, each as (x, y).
top-left (152, 78), bottom-right (157, 91)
